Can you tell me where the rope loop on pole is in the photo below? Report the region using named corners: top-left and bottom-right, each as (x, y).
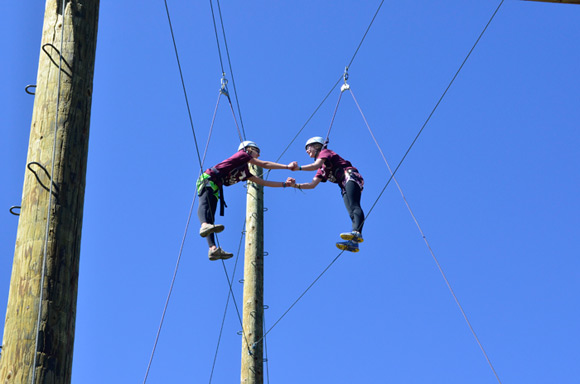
top-left (25, 85), bottom-right (36, 95)
top-left (41, 43), bottom-right (72, 78)
top-left (9, 206), bottom-right (21, 216)
top-left (27, 162), bottom-right (60, 199)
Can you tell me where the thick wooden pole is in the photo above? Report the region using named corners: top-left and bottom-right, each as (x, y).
top-left (0, 1), bottom-right (99, 383)
top-left (240, 165), bottom-right (264, 384)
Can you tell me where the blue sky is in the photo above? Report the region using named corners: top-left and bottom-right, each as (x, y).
top-left (1, 1), bottom-right (579, 383)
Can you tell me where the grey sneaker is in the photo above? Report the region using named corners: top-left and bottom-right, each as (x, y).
top-left (336, 240), bottom-right (359, 253)
top-left (339, 231), bottom-right (363, 243)
top-left (208, 247), bottom-right (234, 261)
top-left (199, 223), bottom-right (225, 237)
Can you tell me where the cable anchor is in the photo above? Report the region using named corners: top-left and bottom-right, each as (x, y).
top-left (341, 66), bottom-right (350, 93)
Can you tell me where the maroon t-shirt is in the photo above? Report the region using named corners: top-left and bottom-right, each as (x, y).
top-left (205, 150), bottom-right (252, 187)
top-left (314, 149), bottom-right (356, 189)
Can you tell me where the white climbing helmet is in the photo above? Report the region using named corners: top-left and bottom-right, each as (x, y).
top-left (305, 136), bottom-right (325, 149)
top-left (238, 140), bottom-right (259, 151)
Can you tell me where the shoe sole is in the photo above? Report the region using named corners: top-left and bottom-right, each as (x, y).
top-left (339, 233), bottom-right (364, 243)
top-left (209, 254), bottom-right (233, 261)
top-left (336, 243), bottom-right (359, 253)
top-left (209, 251), bottom-right (233, 261)
top-left (200, 224), bottom-right (225, 237)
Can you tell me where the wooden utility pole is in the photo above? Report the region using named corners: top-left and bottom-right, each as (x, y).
top-left (240, 165), bottom-right (264, 384)
top-left (0, 1), bottom-right (99, 383)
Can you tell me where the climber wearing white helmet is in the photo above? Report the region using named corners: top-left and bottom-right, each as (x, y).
top-left (196, 141), bottom-right (298, 260)
top-left (291, 136), bottom-right (365, 253)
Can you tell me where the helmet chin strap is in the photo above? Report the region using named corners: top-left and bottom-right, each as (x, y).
top-left (314, 147), bottom-right (321, 159)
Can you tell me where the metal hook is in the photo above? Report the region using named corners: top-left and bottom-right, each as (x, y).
top-left (263, 251), bottom-right (269, 257)
top-left (239, 279), bottom-right (245, 284)
top-left (25, 85), bottom-right (36, 95)
top-left (9, 206), bottom-right (21, 216)
top-left (263, 305), bottom-right (269, 310)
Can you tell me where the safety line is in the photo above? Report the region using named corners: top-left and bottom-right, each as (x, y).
top-left (347, 0), bottom-right (387, 69)
top-left (143, 47), bottom-right (237, 384)
top-left (142, 195), bottom-right (197, 384)
top-left (348, 87), bottom-right (503, 384)
top-left (163, 0), bottom-right (204, 171)
top-left (144, 2), bottom-right (215, 379)
top-left (209, 0), bottom-right (226, 75)
top-left (254, 250), bottom-right (345, 346)
top-left (225, 90), bottom-right (245, 142)
top-left (267, 74), bottom-right (343, 176)
top-left (200, 90), bottom-right (232, 253)
top-left (271, 0), bottom-right (387, 167)
top-left (144, 87), bottom-right (245, 382)
top-left (210, 0), bottom-right (246, 140)
top-left (363, 0), bottom-right (505, 225)
top-left (31, 1), bottom-right (66, 382)
top-left (258, 1), bottom-right (505, 363)
top-left (324, 88), bottom-right (344, 146)
top-left (202, 92), bottom-right (223, 168)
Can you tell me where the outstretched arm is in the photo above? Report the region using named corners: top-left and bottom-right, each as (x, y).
top-left (294, 158), bottom-right (324, 171)
top-left (250, 158), bottom-right (297, 170)
top-left (293, 176), bottom-right (321, 190)
top-left (248, 175), bottom-right (296, 188)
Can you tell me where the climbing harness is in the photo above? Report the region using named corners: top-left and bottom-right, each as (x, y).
top-left (196, 173), bottom-right (219, 198)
